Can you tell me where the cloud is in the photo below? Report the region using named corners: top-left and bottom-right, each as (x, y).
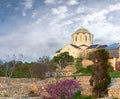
top-left (44, 0), bottom-right (63, 4)
top-left (6, 4), bottom-right (12, 8)
top-left (67, 0), bottom-right (78, 5)
top-left (21, 0), bottom-right (33, 16)
top-left (23, 0), bottom-right (33, 10)
top-left (1, 0), bottom-right (120, 62)
top-left (44, 0), bottom-right (56, 4)
top-left (35, 18), bottom-right (41, 24)
top-left (49, 5), bottom-right (72, 25)
top-left (51, 6), bottom-right (68, 15)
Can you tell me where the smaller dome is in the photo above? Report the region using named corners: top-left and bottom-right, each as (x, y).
top-left (74, 26), bottom-right (90, 34)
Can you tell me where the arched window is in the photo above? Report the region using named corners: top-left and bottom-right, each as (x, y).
top-left (85, 36), bottom-right (87, 41)
top-left (89, 35), bottom-right (91, 41)
top-left (75, 36), bottom-right (77, 41)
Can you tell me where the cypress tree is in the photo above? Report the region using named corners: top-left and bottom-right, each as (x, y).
top-left (89, 49), bottom-right (111, 98)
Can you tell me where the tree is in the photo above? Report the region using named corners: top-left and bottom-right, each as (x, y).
top-left (29, 56), bottom-right (56, 79)
top-left (53, 52), bottom-right (74, 69)
top-left (0, 60), bottom-right (5, 76)
top-left (89, 49), bottom-right (111, 98)
top-left (12, 62), bottom-right (30, 78)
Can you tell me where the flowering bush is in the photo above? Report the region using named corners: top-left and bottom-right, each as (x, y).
top-left (38, 79), bottom-right (81, 99)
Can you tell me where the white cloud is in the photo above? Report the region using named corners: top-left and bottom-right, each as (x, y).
top-left (51, 6), bottom-right (68, 14)
top-left (21, 0), bottom-right (33, 16)
top-left (81, 3), bottom-right (120, 26)
top-left (44, 0), bottom-right (64, 4)
top-left (22, 11), bottom-right (26, 16)
top-left (76, 7), bottom-right (85, 13)
top-left (23, 0), bottom-right (33, 10)
top-left (44, 0), bottom-right (56, 4)
top-left (49, 5), bottom-right (71, 25)
top-left (109, 3), bottom-right (120, 12)
top-left (35, 18), bottom-right (41, 24)
top-left (31, 12), bottom-right (37, 18)
top-left (67, 0), bottom-right (78, 5)
top-left (64, 20), bottom-right (73, 25)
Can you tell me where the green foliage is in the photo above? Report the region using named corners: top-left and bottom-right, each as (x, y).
top-left (90, 49), bottom-right (111, 98)
top-left (113, 97), bottom-right (118, 99)
top-left (12, 63), bottom-right (30, 78)
top-left (75, 58), bottom-right (82, 71)
top-left (0, 56), bottom-right (56, 78)
top-left (72, 90), bottom-right (81, 99)
top-left (0, 65), bottom-right (6, 76)
top-left (73, 90), bottom-right (94, 99)
top-left (76, 65), bottom-right (92, 74)
top-left (80, 95), bottom-right (94, 99)
top-left (110, 71), bottom-right (120, 78)
top-left (53, 52), bottom-right (74, 69)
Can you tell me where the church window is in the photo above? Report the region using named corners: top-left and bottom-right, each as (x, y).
top-left (85, 36), bottom-right (87, 41)
top-left (75, 36), bottom-right (77, 41)
top-left (89, 35), bottom-right (91, 41)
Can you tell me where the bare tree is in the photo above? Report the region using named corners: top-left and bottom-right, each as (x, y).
top-left (29, 56), bottom-right (56, 79)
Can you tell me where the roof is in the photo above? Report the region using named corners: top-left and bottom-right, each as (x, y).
top-left (74, 26), bottom-right (90, 34)
top-left (79, 44), bottom-right (89, 47)
top-left (106, 43), bottom-right (119, 50)
top-left (97, 45), bottom-right (107, 49)
top-left (87, 44), bottom-right (99, 49)
top-left (55, 49), bottom-right (62, 53)
top-left (87, 44), bottom-right (107, 49)
top-left (70, 44), bottom-right (80, 49)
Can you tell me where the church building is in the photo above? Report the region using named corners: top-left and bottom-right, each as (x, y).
top-left (55, 26), bottom-right (120, 70)
top-left (55, 26), bottom-right (105, 59)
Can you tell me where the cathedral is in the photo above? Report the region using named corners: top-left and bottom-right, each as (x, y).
top-left (55, 26), bottom-right (106, 59)
top-left (54, 26), bottom-right (120, 70)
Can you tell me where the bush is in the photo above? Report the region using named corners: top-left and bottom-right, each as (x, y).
top-left (75, 65), bottom-right (93, 74)
top-left (75, 58), bottom-right (82, 71)
top-left (38, 79), bottom-right (81, 99)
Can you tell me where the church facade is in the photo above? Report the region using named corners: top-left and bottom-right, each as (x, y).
top-left (55, 27), bottom-right (120, 70)
top-left (55, 26), bottom-right (105, 59)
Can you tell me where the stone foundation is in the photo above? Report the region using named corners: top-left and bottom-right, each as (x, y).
top-left (0, 77), bottom-right (119, 98)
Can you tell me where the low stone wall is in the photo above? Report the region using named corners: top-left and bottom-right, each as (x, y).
top-left (0, 77), bottom-right (119, 98)
top-left (108, 78), bottom-right (120, 98)
top-left (0, 77), bottom-right (91, 98)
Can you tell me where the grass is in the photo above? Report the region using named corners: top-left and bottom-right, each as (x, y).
top-left (109, 71), bottom-right (120, 78)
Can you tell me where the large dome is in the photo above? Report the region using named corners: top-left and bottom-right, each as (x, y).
top-left (74, 26), bottom-right (90, 34)
top-left (71, 26), bottom-right (93, 46)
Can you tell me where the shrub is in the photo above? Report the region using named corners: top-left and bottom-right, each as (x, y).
top-left (75, 58), bottom-right (82, 71)
top-left (39, 79), bottom-right (81, 99)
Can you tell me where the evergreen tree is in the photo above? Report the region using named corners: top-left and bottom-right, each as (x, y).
top-left (89, 49), bottom-right (111, 98)
top-left (53, 52), bottom-right (74, 69)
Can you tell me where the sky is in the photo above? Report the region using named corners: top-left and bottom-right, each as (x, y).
top-left (0, 0), bottom-right (120, 62)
